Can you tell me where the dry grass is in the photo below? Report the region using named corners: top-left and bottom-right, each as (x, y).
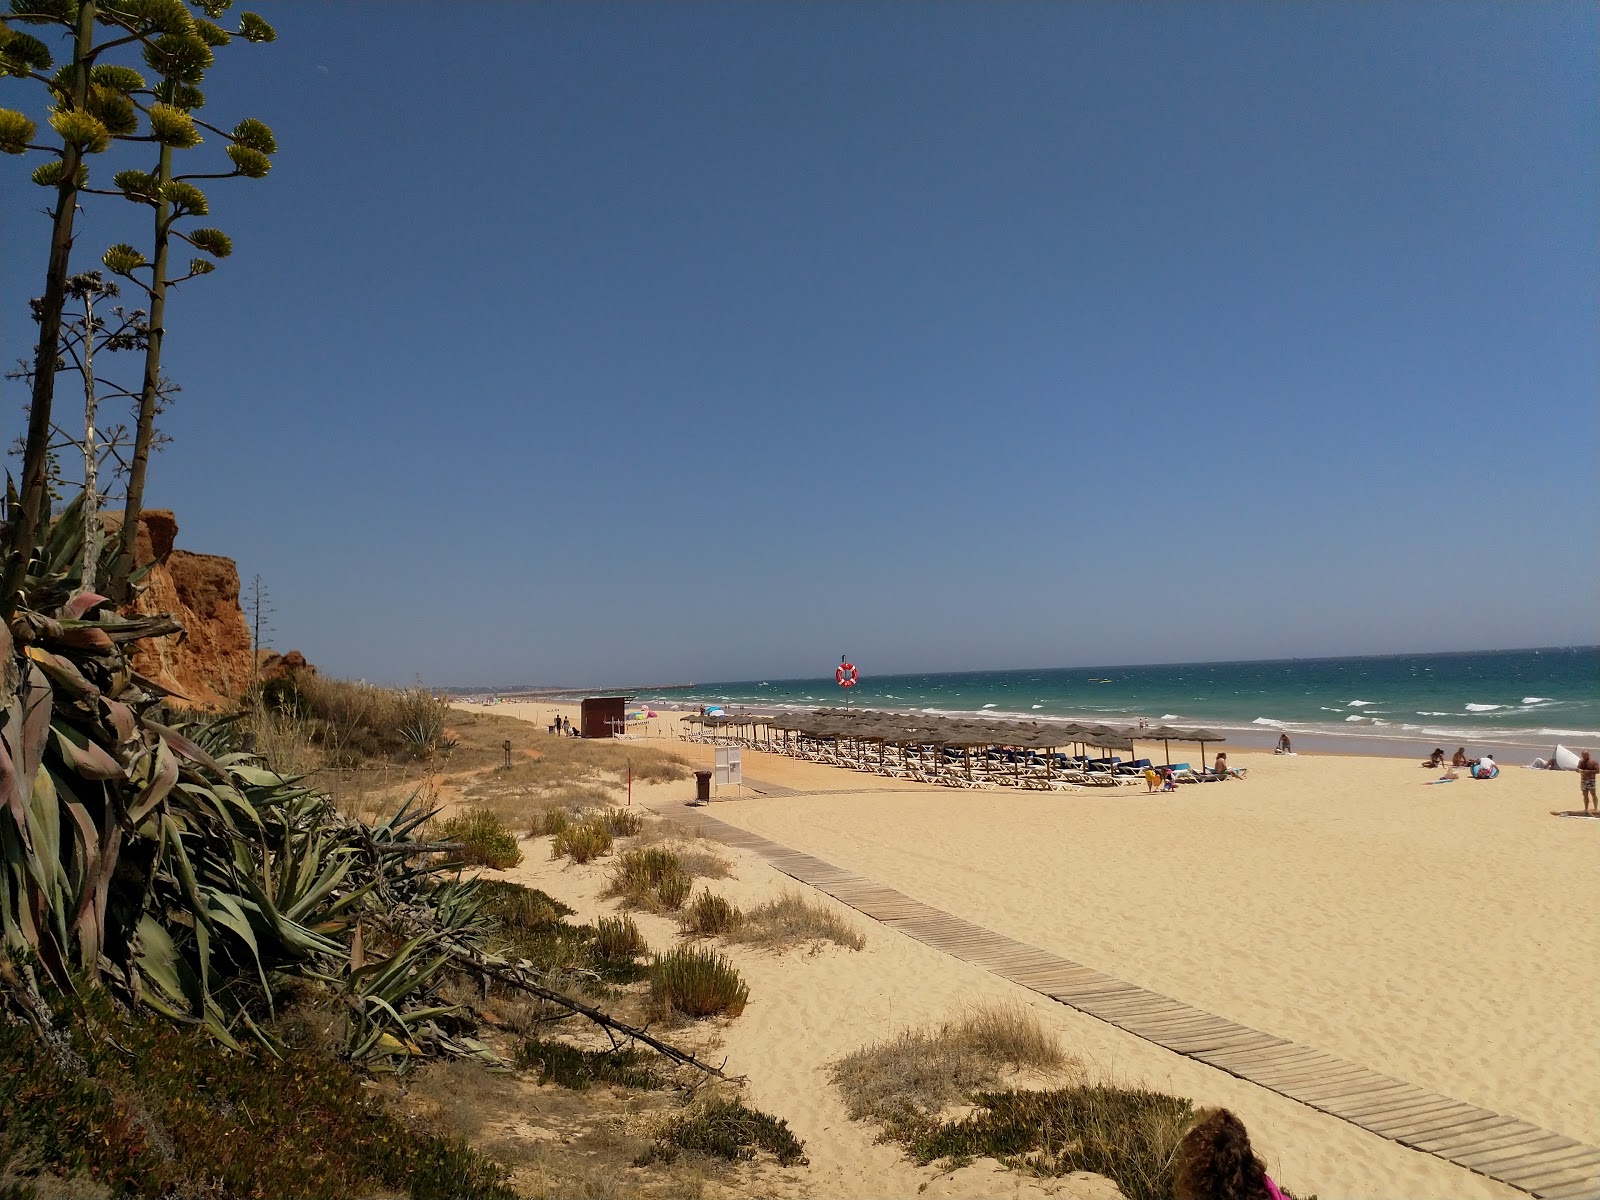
top-left (830, 1003), bottom-right (1073, 1130)
top-left (550, 820), bottom-right (614, 864)
top-left (728, 890), bottom-right (865, 953)
top-left (907, 1086), bottom-right (1194, 1200)
top-left (595, 915), bottom-right (649, 960)
top-left (604, 849), bottom-right (693, 913)
top-left (254, 676), bottom-right (454, 767)
top-left (677, 891), bottom-right (743, 938)
top-left (626, 821), bottom-right (732, 880)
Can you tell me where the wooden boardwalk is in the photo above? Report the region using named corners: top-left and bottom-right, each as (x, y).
top-left (684, 808), bottom-right (1600, 1200)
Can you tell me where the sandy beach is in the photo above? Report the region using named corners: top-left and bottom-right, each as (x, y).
top-left (463, 700), bottom-right (1600, 1199)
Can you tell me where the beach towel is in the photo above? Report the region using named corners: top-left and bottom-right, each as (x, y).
top-left (1426, 776), bottom-right (1457, 784)
top-left (1551, 810), bottom-right (1600, 819)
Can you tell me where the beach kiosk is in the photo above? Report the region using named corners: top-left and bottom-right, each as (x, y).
top-left (580, 696), bottom-right (629, 739)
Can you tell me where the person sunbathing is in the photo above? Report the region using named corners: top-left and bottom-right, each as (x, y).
top-left (1423, 748), bottom-right (1445, 768)
top-left (1451, 747), bottom-right (1470, 767)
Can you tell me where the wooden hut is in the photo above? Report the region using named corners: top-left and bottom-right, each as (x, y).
top-left (580, 696), bottom-right (629, 739)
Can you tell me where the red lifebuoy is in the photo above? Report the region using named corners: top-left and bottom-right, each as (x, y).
top-left (836, 662), bottom-right (859, 688)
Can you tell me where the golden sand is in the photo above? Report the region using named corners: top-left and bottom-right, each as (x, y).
top-left (467, 700), bottom-right (1599, 1199)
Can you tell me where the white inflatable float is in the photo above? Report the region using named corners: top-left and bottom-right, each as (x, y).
top-left (1533, 744), bottom-right (1581, 770)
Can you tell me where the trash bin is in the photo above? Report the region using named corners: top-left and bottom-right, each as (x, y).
top-left (694, 770), bottom-right (712, 802)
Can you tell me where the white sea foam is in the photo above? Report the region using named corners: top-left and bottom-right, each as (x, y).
top-left (1523, 697), bottom-right (1553, 705)
top-left (1160, 714), bottom-right (1181, 720)
top-left (1465, 703), bottom-right (1503, 712)
top-left (1417, 711), bottom-right (1452, 717)
top-left (1347, 700), bottom-right (1375, 707)
top-left (1345, 715), bottom-right (1365, 722)
top-left (1031, 704), bottom-right (1044, 709)
top-left (1539, 728), bottom-right (1600, 739)
top-left (982, 703), bottom-right (997, 709)
top-left (1252, 717), bottom-right (1287, 728)
top-left (1372, 719), bottom-right (1390, 726)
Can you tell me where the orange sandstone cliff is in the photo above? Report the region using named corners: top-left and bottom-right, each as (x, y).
top-left (102, 510), bottom-right (255, 708)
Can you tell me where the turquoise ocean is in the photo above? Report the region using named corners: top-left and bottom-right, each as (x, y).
top-left (631, 647), bottom-right (1600, 756)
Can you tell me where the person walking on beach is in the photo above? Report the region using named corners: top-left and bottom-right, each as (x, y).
top-left (1275, 733), bottom-right (1292, 754)
top-left (1173, 1108), bottom-right (1289, 1200)
top-left (1578, 752), bottom-right (1598, 815)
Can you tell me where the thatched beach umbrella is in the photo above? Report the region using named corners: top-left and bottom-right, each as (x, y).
top-left (1187, 728), bottom-right (1227, 769)
top-left (1137, 723), bottom-right (1185, 767)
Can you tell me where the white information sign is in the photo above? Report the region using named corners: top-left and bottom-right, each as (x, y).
top-left (713, 747), bottom-right (742, 788)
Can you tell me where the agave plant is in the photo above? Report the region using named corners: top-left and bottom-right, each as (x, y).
top-left (0, 497), bottom-right (487, 1060)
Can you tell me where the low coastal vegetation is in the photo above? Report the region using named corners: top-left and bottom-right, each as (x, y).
top-left (828, 1005), bottom-right (1307, 1200)
top-left (439, 807), bottom-right (526, 868)
top-left (679, 889), bottom-right (745, 937)
top-left (550, 817), bottom-right (614, 863)
top-left (649, 946), bottom-right (751, 1019)
top-left (604, 847), bottom-right (697, 912)
top-left (730, 890), bottom-right (867, 953)
top-left (639, 1095), bottom-right (808, 1168)
top-left (0, 988), bottom-right (516, 1200)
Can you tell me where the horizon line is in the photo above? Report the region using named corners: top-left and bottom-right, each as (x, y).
top-left (436, 642), bottom-right (1599, 695)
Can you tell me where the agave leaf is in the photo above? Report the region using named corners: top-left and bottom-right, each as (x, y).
top-left (99, 697), bottom-right (138, 744)
top-left (48, 624), bottom-right (117, 654)
top-left (127, 736), bottom-right (179, 824)
top-left (25, 648), bottom-right (98, 704)
top-left (63, 591), bottom-right (111, 620)
top-left (51, 723), bottom-right (126, 781)
top-left (144, 716), bottom-right (235, 779)
top-left (161, 812), bottom-right (212, 932)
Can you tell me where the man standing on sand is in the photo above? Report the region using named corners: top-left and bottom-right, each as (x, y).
top-left (1578, 752), bottom-right (1598, 815)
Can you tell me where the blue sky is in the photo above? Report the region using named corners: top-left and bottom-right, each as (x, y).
top-left (3, 2), bottom-right (1595, 687)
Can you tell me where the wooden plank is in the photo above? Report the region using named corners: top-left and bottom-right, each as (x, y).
top-left (1330, 1086), bottom-right (1447, 1116)
top-left (1402, 1114), bottom-right (1525, 1149)
top-left (1467, 1142), bottom-right (1594, 1177)
top-left (1450, 1129), bottom-right (1585, 1165)
top-left (1381, 1109), bottom-right (1509, 1141)
top-left (1532, 1177), bottom-right (1600, 1200)
top-left (1291, 1076), bottom-right (1419, 1106)
top-left (1329, 1094), bottom-right (1461, 1126)
top-left (1505, 1162), bottom-right (1600, 1192)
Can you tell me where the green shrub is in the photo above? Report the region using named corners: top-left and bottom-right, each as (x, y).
top-left (513, 1037), bottom-right (666, 1091)
top-left (604, 847), bottom-right (693, 913)
top-left (679, 890), bottom-right (743, 937)
top-left (435, 809), bottom-right (522, 869)
top-left (551, 819), bottom-right (613, 863)
top-left (594, 914), bottom-right (648, 961)
top-left (640, 1096), bottom-right (807, 1167)
top-left (528, 805), bottom-right (572, 838)
top-left (604, 807), bottom-right (644, 836)
top-left (0, 991), bottom-right (516, 1200)
top-left (475, 879), bottom-right (573, 927)
top-left (905, 1086), bottom-right (1194, 1200)
top-left (648, 947), bottom-right (749, 1019)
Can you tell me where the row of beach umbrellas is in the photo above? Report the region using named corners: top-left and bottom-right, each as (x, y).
top-left (681, 710), bottom-right (1225, 767)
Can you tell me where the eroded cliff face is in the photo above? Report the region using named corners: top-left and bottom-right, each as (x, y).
top-left (102, 510), bottom-right (254, 708)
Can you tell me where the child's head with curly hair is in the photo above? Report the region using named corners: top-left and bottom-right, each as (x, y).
top-left (1172, 1108), bottom-right (1274, 1200)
